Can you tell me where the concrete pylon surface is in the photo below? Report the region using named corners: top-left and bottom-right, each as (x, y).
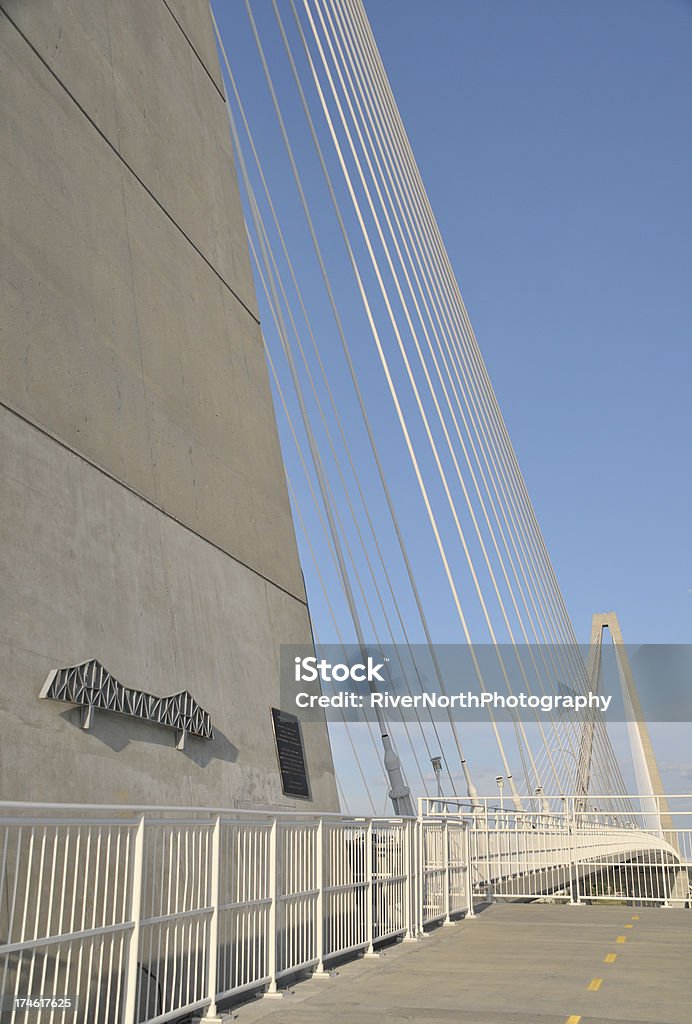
top-left (0, 0), bottom-right (338, 810)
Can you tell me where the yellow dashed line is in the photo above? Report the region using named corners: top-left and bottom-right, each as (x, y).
top-left (632, 914), bottom-right (640, 920)
top-left (567, 922), bottom-right (629, 1020)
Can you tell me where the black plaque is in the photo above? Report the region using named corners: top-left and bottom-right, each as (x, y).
top-left (271, 707), bottom-right (310, 799)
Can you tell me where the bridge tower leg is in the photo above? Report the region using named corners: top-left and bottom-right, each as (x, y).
top-left (587, 613), bottom-right (673, 833)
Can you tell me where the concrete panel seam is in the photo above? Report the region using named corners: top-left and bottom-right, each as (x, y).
top-left (159, 0), bottom-right (226, 102)
top-left (0, 399), bottom-right (308, 609)
top-left (0, 5), bottom-right (260, 328)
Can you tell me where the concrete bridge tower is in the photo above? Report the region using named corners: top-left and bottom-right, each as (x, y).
top-left (580, 612), bottom-right (672, 834)
top-left (0, 0), bottom-right (338, 810)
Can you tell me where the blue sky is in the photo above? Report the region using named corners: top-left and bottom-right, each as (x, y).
top-left (365, 0), bottom-right (692, 801)
top-left (216, 1), bottom-right (691, 805)
top-left (363, 0), bottom-right (691, 644)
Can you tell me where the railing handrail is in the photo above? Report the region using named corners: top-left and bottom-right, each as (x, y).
top-left (419, 794), bottom-right (692, 800)
top-left (0, 799), bottom-right (419, 823)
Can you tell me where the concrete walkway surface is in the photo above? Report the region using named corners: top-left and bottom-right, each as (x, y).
top-left (225, 904), bottom-right (692, 1024)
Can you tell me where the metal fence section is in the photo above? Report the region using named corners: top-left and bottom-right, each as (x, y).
top-left (0, 805), bottom-right (471, 1024)
top-left (418, 819), bottom-right (469, 927)
top-left (0, 815), bottom-right (138, 1024)
top-left (419, 795), bottom-right (692, 909)
top-left (216, 818), bottom-right (271, 1002)
top-left (570, 803), bottom-right (691, 908)
top-left (2, 798), bottom-right (688, 1023)
top-left (321, 820), bottom-right (367, 960)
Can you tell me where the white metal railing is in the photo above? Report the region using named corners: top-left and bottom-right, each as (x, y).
top-left (419, 794), bottom-right (692, 909)
top-left (0, 804), bottom-right (471, 1024)
top-left (2, 797), bottom-right (688, 1023)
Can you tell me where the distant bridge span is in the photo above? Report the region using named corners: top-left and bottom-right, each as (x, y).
top-left (421, 796), bottom-right (690, 907)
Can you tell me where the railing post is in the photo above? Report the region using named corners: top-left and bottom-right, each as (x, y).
top-left (569, 798), bottom-right (582, 906)
top-left (661, 854), bottom-right (672, 908)
top-left (464, 824), bottom-right (475, 918)
top-left (313, 819), bottom-right (331, 975)
top-left (123, 815), bottom-right (145, 1024)
top-left (265, 818), bottom-right (282, 997)
top-left (442, 818), bottom-right (454, 926)
top-left (417, 817), bottom-right (427, 936)
top-left (199, 815), bottom-right (222, 1020)
top-left (402, 820), bottom-right (416, 941)
top-left (364, 820), bottom-right (379, 957)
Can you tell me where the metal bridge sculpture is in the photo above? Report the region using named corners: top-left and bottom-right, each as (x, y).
top-left (39, 659), bottom-right (213, 749)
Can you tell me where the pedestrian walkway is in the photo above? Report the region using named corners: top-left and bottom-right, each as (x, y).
top-left (231, 904), bottom-right (691, 1024)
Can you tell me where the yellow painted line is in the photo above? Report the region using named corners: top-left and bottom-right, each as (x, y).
top-left (565, 1017), bottom-right (582, 1024)
top-left (616, 935), bottom-right (627, 943)
top-left (625, 923), bottom-right (633, 928)
top-left (604, 953), bottom-right (617, 963)
top-left (587, 978), bottom-right (603, 991)
top-left (632, 914), bottom-right (640, 920)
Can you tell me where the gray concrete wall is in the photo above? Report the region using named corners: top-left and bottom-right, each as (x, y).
top-left (0, 0), bottom-right (339, 810)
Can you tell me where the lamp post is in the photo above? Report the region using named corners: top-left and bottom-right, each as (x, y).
top-left (431, 756), bottom-right (443, 811)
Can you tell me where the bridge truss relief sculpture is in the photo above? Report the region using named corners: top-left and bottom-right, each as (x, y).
top-left (39, 659), bottom-right (214, 750)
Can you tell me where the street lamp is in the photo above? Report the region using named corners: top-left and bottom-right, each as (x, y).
top-left (431, 756), bottom-right (443, 801)
top-left (535, 785), bottom-right (547, 813)
top-left (496, 775), bottom-right (504, 813)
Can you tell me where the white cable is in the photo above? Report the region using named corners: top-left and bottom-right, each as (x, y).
top-left (241, 0), bottom-right (484, 804)
top-left (214, 0), bottom-right (630, 811)
top-left (319, 0), bottom-right (573, 799)
top-left (339, 0), bottom-right (626, 802)
top-left (269, 0), bottom-right (524, 806)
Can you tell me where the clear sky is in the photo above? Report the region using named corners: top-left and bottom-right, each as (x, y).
top-left (216, 0), bottom-right (691, 805)
top-left (364, 0), bottom-right (692, 801)
top-left (362, 0), bottom-right (692, 643)
top-left (363, 0), bottom-right (691, 645)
